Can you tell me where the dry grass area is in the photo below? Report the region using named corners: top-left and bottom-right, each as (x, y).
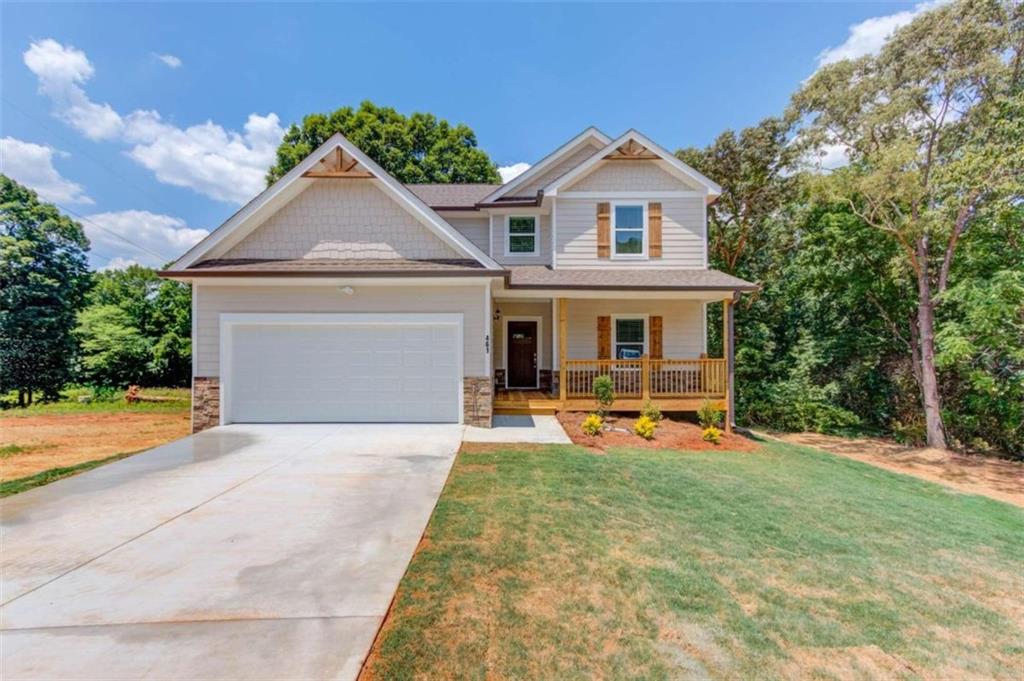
top-left (362, 441), bottom-right (1023, 680)
top-left (558, 411), bottom-right (759, 453)
top-left (767, 431), bottom-right (1024, 509)
top-left (1, 402), bottom-right (190, 484)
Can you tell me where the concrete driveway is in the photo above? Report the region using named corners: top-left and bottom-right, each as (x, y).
top-left (1, 424), bottom-right (462, 680)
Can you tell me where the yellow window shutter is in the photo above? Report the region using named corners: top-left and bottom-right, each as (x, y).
top-left (649, 202), bottom-right (663, 257)
top-left (597, 202), bottom-right (611, 258)
top-left (597, 316), bottom-right (611, 359)
top-left (650, 316), bottom-right (663, 359)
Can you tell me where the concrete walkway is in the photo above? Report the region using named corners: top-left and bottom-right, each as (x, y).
top-left (463, 415), bottom-right (572, 444)
top-left (1, 424), bottom-right (462, 680)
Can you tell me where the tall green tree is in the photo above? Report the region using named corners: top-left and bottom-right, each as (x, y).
top-left (791, 0), bottom-right (1023, 448)
top-left (78, 265), bottom-right (192, 387)
top-left (267, 101), bottom-right (500, 185)
top-left (676, 116), bottom-right (798, 276)
top-left (0, 176), bottom-right (90, 405)
top-left (75, 304), bottom-right (153, 387)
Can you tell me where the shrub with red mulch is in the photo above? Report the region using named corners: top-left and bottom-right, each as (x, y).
top-left (557, 411), bottom-right (760, 452)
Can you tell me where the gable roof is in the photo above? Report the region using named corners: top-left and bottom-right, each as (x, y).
top-left (169, 133), bottom-right (502, 271)
top-left (543, 129), bottom-right (722, 198)
top-left (479, 126), bottom-right (611, 204)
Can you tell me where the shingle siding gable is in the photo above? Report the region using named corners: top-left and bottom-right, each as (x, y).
top-left (223, 180), bottom-right (461, 261)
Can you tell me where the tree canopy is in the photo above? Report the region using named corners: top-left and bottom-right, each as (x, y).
top-left (789, 0), bottom-right (1023, 447)
top-left (75, 265), bottom-right (192, 388)
top-left (266, 101), bottom-right (501, 185)
top-left (675, 0), bottom-right (1023, 454)
top-left (0, 175), bottom-right (91, 405)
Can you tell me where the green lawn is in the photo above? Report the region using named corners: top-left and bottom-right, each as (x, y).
top-left (364, 440), bottom-right (1024, 680)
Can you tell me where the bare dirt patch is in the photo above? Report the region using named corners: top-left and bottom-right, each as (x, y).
top-left (558, 412), bottom-right (760, 453)
top-left (766, 431), bottom-right (1024, 508)
top-left (0, 411), bottom-right (190, 481)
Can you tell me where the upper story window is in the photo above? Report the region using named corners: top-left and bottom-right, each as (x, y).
top-left (506, 216), bottom-right (538, 255)
top-left (613, 203), bottom-right (646, 257)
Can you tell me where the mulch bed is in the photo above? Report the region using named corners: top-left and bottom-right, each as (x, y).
top-left (557, 411), bottom-right (760, 452)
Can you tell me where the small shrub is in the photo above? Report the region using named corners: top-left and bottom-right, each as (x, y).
top-left (592, 375), bottom-right (615, 415)
top-left (641, 400), bottom-right (663, 423)
top-left (697, 398), bottom-right (723, 429)
top-left (702, 426), bottom-right (722, 444)
top-left (634, 415), bottom-right (657, 440)
top-left (582, 413), bottom-right (604, 436)
top-left (91, 385), bottom-right (119, 402)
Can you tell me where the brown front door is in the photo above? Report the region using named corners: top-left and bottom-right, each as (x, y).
top-left (507, 320), bottom-right (538, 388)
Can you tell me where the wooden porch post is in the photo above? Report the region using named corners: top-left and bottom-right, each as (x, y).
top-left (558, 298), bottom-right (568, 402)
top-left (641, 354), bottom-right (651, 401)
top-left (723, 297), bottom-right (734, 433)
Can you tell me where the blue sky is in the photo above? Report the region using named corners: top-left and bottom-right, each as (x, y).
top-left (1, 1), bottom-right (931, 269)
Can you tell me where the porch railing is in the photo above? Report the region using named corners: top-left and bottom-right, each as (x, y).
top-left (563, 357), bottom-right (727, 400)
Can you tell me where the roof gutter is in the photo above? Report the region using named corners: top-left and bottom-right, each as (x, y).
top-left (159, 269), bottom-right (509, 280)
top-left (505, 282), bottom-right (760, 292)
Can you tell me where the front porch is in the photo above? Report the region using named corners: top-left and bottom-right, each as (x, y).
top-left (491, 296), bottom-right (736, 431)
top-left (495, 358), bottom-right (727, 410)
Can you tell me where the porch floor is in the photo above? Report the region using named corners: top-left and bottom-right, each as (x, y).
top-left (494, 388), bottom-right (561, 415)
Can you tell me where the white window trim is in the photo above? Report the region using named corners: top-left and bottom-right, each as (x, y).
top-left (611, 313), bottom-right (649, 360)
top-left (505, 215), bottom-right (539, 257)
top-left (611, 201), bottom-right (648, 259)
top-left (502, 315), bottom-right (543, 389)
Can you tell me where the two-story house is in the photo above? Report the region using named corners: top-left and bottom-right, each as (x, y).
top-left (161, 127), bottom-right (756, 431)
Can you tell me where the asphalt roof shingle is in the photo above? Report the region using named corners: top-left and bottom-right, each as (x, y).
top-left (171, 258), bottom-right (496, 276)
top-left (404, 184), bottom-right (500, 208)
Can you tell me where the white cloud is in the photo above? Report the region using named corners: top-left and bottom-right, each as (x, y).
top-left (23, 39), bottom-right (285, 204)
top-left (498, 162), bottom-right (530, 184)
top-left (816, 0), bottom-right (948, 67)
top-left (1, 136), bottom-right (94, 204)
top-left (155, 53), bottom-right (182, 68)
top-left (22, 37), bottom-right (93, 86)
top-left (100, 256), bottom-right (141, 271)
top-left (123, 110), bottom-right (285, 204)
top-left (23, 38), bottom-right (123, 141)
top-left (82, 210), bottom-right (208, 267)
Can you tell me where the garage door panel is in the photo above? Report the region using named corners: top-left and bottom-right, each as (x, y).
top-left (227, 319), bottom-right (460, 424)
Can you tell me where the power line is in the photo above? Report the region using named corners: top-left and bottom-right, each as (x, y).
top-left (57, 202), bottom-right (173, 263)
top-left (1, 95), bottom-right (186, 218)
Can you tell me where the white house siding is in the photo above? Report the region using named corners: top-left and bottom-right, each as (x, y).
top-left (565, 299), bottom-right (704, 359)
top-left (492, 300), bottom-right (554, 371)
top-left (194, 284), bottom-right (488, 377)
top-left (446, 216), bottom-right (490, 255)
top-left (516, 140), bottom-right (604, 196)
top-left (491, 213), bottom-right (553, 266)
top-left (564, 160), bottom-right (701, 192)
top-left (555, 197), bottom-right (705, 269)
top-left (223, 180), bottom-right (461, 261)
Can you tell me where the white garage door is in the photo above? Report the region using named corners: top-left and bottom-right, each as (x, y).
top-left (223, 314), bottom-right (461, 424)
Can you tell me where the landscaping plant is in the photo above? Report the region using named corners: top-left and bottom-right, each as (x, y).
top-left (582, 413), bottom-right (603, 436)
top-left (592, 375), bottom-right (615, 416)
top-left (634, 415), bottom-right (657, 440)
top-left (702, 425), bottom-right (722, 444)
top-left (697, 398), bottom-right (723, 429)
top-left (640, 400), bottom-right (663, 423)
